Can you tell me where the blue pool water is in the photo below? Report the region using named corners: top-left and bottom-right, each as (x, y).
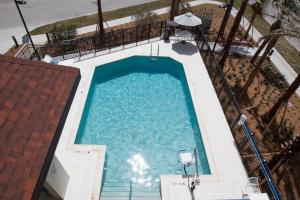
top-left (75, 56), bottom-right (210, 194)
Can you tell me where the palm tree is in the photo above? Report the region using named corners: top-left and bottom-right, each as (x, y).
top-left (250, 20), bottom-right (281, 63)
top-left (243, 2), bottom-right (263, 40)
top-left (260, 135), bottom-right (300, 184)
top-left (239, 18), bottom-right (299, 100)
top-left (97, 0), bottom-right (104, 33)
top-left (213, 0), bottom-right (235, 52)
top-left (238, 33), bottom-right (279, 100)
top-left (262, 74), bottom-right (300, 124)
top-left (219, 0), bottom-right (252, 69)
top-left (170, 0), bottom-right (177, 21)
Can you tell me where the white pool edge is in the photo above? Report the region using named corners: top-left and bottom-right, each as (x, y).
top-left (57, 39), bottom-right (253, 199)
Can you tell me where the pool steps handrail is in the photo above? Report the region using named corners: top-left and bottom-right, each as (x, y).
top-left (150, 43), bottom-right (160, 57)
top-left (100, 180), bottom-right (161, 199)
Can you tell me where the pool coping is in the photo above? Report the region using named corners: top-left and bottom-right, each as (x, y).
top-left (57, 38), bottom-right (250, 199)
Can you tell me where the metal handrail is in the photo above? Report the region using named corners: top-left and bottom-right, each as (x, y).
top-left (242, 121), bottom-right (282, 200)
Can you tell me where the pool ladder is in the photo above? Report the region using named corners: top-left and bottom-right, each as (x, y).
top-left (150, 43), bottom-right (160, 57)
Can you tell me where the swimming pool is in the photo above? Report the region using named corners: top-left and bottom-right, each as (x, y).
top-left (75, 56), bottom-right (210, 197)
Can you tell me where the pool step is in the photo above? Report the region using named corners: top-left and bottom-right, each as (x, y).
top-left (100, 181), bottom-right (161, 200)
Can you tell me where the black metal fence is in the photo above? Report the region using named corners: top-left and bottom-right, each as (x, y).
top-left (37, 21), bottom-right (166, 61)
top-left (194, 27), bottom-right (281, 200)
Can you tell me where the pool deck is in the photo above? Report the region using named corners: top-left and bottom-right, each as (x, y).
top-left (56, 38), bottom-right (266, 199)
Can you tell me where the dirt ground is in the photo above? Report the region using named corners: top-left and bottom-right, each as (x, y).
top-left (220, 54), bottom-right (300, 199)
top-left (193, 4), bottom-right (257, 47)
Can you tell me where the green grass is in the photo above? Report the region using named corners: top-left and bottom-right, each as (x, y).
top-left (30, 0), bottom-right (173, 35)
top-left (222, 0), bottom-right (300, 73)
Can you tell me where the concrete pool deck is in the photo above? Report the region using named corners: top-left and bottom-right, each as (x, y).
top-left (56, 39), bottom-right (267, 199)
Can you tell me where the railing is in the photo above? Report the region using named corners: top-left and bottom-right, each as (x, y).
top-left (194, 27), bottom-right (281, 200)
top-left (15, 43), bottom-right (44, 60)
top-left (100, 181), bottom-right (161, 199)
top-left (37, 21), bottom-right (167, 61)
top-left (15, 44), bottom-right (35, 59)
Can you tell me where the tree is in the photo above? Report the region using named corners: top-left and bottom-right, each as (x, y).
top-left (250, 19), bottom-right (281, 63)
top-left (260, 136), bottom-right (300, 185)
top-left (176, 0), bottom-right (192, 15)
top-left (219, 0), bottom-right (235, 40)
top-left (219, 0), bottom-right (250, 69)
top-left (238, 33), bottom-right (279, 100)
top-left (133, 9), bottom-right (158, 26)
top-left (48, 23), bottom-right (77, 43)
top-left (170, 0), bottom-right (191, 20)
top-left (240, 0), bottom-right (300, 100)
top-left (212, 0), bottom-right (235, 52)
top-left (170, 0), bottom-right (177, 20)
top-left (262, 74), bottom-right (300, 124)
top-left (97, 0), bottom-right (104, 33)
top-left (243, 2), bottom-right (263, 40)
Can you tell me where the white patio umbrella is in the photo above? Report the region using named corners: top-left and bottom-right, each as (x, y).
top-left (174, 12), bottom-right (202, 27)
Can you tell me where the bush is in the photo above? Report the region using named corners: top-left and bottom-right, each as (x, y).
top-left (48, 23), bottom-right (77, 43)
top-left (133, 8), bottom-right (158, 26)
top-left (177, 0), bottom-right (192, 14)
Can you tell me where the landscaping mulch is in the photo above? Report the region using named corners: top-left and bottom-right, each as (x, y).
top-left (221, 54), bottom-right (300, 200)
top-left (193, 4), bottom-right (257, 47)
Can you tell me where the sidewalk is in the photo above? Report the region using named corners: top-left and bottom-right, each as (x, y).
top-left (262, 0), bottom-right (300, 52)
top-left (9, 0), bottom-right (300, 95)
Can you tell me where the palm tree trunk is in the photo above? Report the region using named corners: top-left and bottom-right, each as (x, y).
top-left (243, 11), bottom-right (256, 39)
top-left (97, 0), bottom-right (104, 33)
top-left (260, 136), bottom-right (300, 185)
top-left (170, 0), bottom-right (176, 21)
top-left (219, 0), bottom-right (249, 69)
top-left (238, 36), bottom-right (279, 100)
top-left (251, 20), bottom-right (281, 63)
top-left (262, 74), bottom-right (300, 124)
top-left (219, 0), bottom-right (235, 39)
top-left (250, 38), bottom-right (269, 63)
top-left (212, 0), bottom-right (234, 52)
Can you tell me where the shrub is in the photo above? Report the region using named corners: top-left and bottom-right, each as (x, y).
top-left (48, 23), bottom-right (77, 43)
top-left (133, 8), bottom-right (158, 26)
top-left (177, 0), bottom-right (192, 14)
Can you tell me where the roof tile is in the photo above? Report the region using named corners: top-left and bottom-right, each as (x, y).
top-left (0, 55), bottom-right (80, 199)
top-left (0, 174), bottom-right (10, 185)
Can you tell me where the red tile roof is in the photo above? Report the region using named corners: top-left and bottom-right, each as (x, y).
top-left (0, 55), bottom-right (80, 200)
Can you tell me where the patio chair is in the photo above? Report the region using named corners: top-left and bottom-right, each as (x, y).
top-left (244, 177), bottom-right (261, 194)
top-left (175, 29), bottom-right (181, 40)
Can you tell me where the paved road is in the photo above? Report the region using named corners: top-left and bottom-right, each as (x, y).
top-left (0, 0), bottom-right (157, 29)
top-left (0, 0), bottom-right (157, 53)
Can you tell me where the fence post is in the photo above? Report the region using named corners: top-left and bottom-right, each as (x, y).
top-left (223, 95), bottom-right (234, 112)
top-left (122, 29), bottom-right (125, 49)
top-left (148, 23), bottom-right (151, 41)
top-left (217, 81), bottom-right (225, 97)
top-left (46, 33), bottom-right (51, 44)
top-left (12, 36), bottom-right (19, 48)
top-left (200, 38), bottom-right (205, 51)
top-left (135, 26), bottom-right (138, 45)
top-left (159, 21), bottom-right (163, 38)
